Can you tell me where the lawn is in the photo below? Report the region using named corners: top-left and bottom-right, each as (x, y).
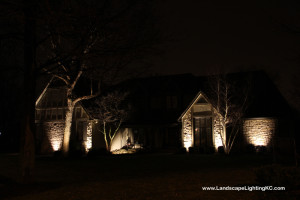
top-left (0, 153), bottom-right (298, 200)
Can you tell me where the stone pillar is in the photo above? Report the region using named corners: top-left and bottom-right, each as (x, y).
top-left (182, 110), bottom-right (192, 150)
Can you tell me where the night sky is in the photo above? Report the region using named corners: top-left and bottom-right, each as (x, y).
top-left (150, 0), bottom-right (300, 107)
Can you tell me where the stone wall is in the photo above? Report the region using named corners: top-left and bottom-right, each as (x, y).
top-left (213, 114), bottom-right (224, 149)
top-left (182, 110), bottom-right (192, 150)
top-left (84, 122), bottom-right (93, 152)
top-left (243, 118), bottom-right (276, 147)
top-left (43, 121), bottom-right (65, 151)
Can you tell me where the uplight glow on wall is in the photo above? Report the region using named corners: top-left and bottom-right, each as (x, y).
top-left (44, 122), bottom-right (65, 151)
top-left (182, 110), bottom-right (192, 151)
top-left (243, 118), bottom-right (276, 147)
top-left (213, 116), bottom-right (224, 150)
top-left (84, 122), bottom-right (92, 152)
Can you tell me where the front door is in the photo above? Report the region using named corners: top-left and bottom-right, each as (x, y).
top-left (194, 117), bottom-right (212, 148)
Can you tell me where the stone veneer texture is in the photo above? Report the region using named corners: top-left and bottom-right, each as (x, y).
top-left (43, 122), bottom-right (65, 151)
top-left (85, 122), bottom-right (93, 152)
top-left (182, 110), bottom-right (192, 150)
top-left (243, 118), bottom-right (276, 147)
top-left (213, 115), bottom-right (224, 149)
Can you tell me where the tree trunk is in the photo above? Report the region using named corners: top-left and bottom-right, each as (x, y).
top-left (62, 97), bottom-right (74, 156)
top-left (20, 0), bottom-right (36, 183)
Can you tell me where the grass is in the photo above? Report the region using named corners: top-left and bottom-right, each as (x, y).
top-left (0, 153), bottom-right (298, 200)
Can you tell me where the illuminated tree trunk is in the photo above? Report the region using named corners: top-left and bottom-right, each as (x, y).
top-left (103, 121), bottom-right (122, 152)
top-left (62, 95), bottom-right (74, 156)
top-left (62, 85), bottom-right (99, 156)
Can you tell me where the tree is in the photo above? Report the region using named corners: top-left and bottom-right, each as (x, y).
top-left (20, 0), bottom-right (36, 183)
top-left (208, 74), bottom-right (250, 154)
top-left (34, 0), bottom-right (160, 155)
top-left (92, 91), bottom-right (128, 152)
top-left (0, 0), bottom-right (37, 183)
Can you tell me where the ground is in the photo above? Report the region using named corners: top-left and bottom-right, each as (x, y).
top-left (0, 153), bottom-right (299, 200)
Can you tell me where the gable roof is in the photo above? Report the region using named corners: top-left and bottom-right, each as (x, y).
top-left (178, 91), bottom-right (211, 121)
top-left (35, 76), bottom-right (54, 106)
top-left (36, 71), bottom-right (292, 124)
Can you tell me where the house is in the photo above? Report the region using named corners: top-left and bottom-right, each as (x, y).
top-left (35, 78), bottom-right (94, 154)
top-left (35, 71), bottom-right (295, 154)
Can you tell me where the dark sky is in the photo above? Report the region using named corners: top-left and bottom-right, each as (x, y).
top-left (150, 0), bottom-right (300, 103)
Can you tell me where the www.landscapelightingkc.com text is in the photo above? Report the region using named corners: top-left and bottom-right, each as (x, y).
top-left (202, 186), bottom-right (285, 191)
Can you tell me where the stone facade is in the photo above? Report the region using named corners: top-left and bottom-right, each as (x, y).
top-left (213, 114), bottom-right (224, 149)
top-left (43, 121), bottom-right (65, 151)
top-left (84, 122), bottom-right (93, 152)
top-left (243, 118), bottom-right (276, 147)
top-left (182, 110), bottom-right (192, 150)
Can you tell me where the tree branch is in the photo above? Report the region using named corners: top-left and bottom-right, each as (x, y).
top-left (41, 67), bottom-right (69, 85)
top-left (73, 87), bottom-right (100, 105)
top-left (70, 70), bottom-right (83, 90)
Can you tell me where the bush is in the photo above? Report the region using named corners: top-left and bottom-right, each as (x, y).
top-left (255, 165), bottom-right (300, 190)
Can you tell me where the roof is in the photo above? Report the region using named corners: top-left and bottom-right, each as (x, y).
top-left (36, 71), bottom-right (292, 125)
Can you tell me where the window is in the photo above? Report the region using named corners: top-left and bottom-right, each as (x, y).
top-left (46, 109), bottom-right (51, 119)
top-left (76, 107), bottom-right (81, 118)
top-left (52, 100), bottom-right (57, 107)
top-left (41, 109), bottom-right (46, 120)
top-left (51, 109), bottom-right (57, 120)
top-left (35, 110), bottom-right (40, 120)
top-left (57, 98), bottom-right (63, 106)
top-left (57, 109), bottom-right (63, 119)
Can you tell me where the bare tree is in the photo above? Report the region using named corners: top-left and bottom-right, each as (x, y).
top-left (208, 74), bottom-right (250, 154)
top-left (34, 0), bottom-right (160, 155)
top-left (92, 91), bottom-right (128, 152)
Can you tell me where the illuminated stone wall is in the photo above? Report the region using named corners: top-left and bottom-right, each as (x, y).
top-left (182, 110), bottom-right (193, 150)
top-left (213, 115), bottom-right (224, 149)
top-left (243, 118), bottom-right (276, 147)
top-left (84, 122), bottom-right (92, 152)
top-left (43, 122), bottom-right (65, 151)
